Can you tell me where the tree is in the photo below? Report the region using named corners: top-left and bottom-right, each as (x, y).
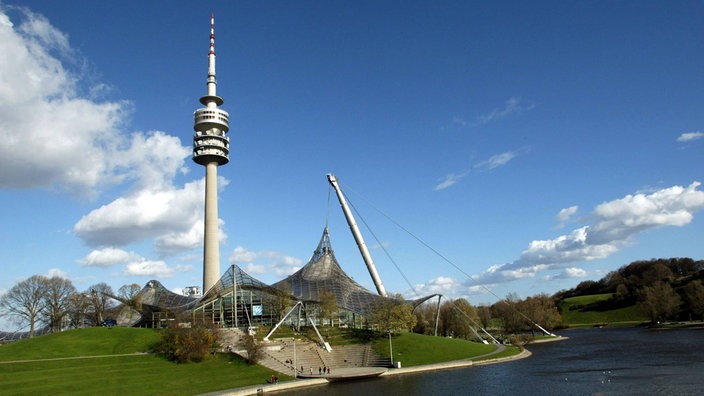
top-left (0, 275), bottom-right (48, 337)
top-left (42, 276), bottom-right (76, 333)
top-left (684, 280), bottom-right (704, 320)
top-left (371, 294), bottom-right (416, 333)
top-left (118, 283), bottom-right (142, 322)
top-left (522, 294), bottom-right (562, 332)
top-left (493, 293), bottom-right (528, 334)
top-left (154, 320), bottom-right (219, 363)
top-left (438, 299), bottom-right (480, 340)
top-left (638, 281), bottom-right (681, 323)
top-left (87, 283), bottom-right (114, 325)
top-left (412, 302), bottom-right (438, 335)
top-left (240, 334), bottom-right (262, 365)
top-left (268, 283), bottom-right (293, 322)
top-left (477, 305), bottom-right (492, 330)
top-left (66, 292), bottom-right (92, 329)
top-left (317, 290), bottom-right (338, 326)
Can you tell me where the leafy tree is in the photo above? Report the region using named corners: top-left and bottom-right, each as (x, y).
top-left (522, 294), bottom-right (562, 331)
top-left (317, 290), bottom-right (338, 326)
top-left (438, 298), bottom-right (479, 340)
top-left (492, 293), bottom-right (528, 334)
top-left (684, 280), bottom-right (704, 320)
top-left (412, 302), bottom-right (438, 335)
top-left (0, 275), bottom-right (48, 337)
top-left (371, 294), bottom-right (416, 333)
top-left (638, 281), bottom-right (681, 323)
top-left (268, 283), bottom-right (293, 322)
top-left (42, 276), bottom-right (77, 333)
top-left (477, 305), bottom-right (492, 330)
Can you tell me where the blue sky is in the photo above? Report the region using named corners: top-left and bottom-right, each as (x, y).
top-left (1, 1), bottom-right (703, 329)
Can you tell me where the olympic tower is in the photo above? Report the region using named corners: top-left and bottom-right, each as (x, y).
top-left (193, 14), bottom-right (229, 293)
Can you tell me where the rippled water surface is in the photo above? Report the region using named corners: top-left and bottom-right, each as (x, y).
top-left (278, 327), bottom-right (704, 395)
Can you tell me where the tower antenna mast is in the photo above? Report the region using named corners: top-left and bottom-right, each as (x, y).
top-left (193, 13), bottom-right (230, 293)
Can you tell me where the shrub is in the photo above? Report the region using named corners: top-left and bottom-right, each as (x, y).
top-left (154, 322), bottom-right (219, 363)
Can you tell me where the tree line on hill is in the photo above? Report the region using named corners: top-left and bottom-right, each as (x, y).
top-left (0, 276), bottom-right (142, 338)
top-left (553, 257), bottom-right (704, 323)
top-left (411, 258), bottom-right (703, 338)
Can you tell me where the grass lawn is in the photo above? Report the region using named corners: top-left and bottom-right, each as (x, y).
top-left (0, 327), bottom-right (287, 396)
top-left (371, 332), bottom-right (520, 366)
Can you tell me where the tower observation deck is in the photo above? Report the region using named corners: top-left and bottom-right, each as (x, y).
top-left (194, 14), bottom-right (229, 293)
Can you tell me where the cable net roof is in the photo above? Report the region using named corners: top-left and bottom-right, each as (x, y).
top-left (272, 227), bottom-right (385, 315)
top-left (201, 264), bottom-right (282, 301)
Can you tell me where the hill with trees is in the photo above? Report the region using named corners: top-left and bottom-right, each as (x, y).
top-left (553, 257), bottom-right (704, 325)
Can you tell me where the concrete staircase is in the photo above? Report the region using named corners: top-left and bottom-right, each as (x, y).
top-left (219, 329), bottom-right (391, 375)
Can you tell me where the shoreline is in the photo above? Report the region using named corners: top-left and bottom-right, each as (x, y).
top-left (201, 347), bottom-right (534, 396)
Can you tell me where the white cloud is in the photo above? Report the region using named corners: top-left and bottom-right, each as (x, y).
top-left (474, 150), bottom-right (520, 170)
top-left (79, 247), bottom-right (139, 267)
top-left (229, 246), bottom-right (303, 277)
top-left (468, 182), bottom-right (704, 288)
top-left (73, 178), bottom-right (225, 252)
top-left (556, 205), bottom-right (579, 223)
top-left (2, 8), bottom-right (209, 258)
top-left (434, 171), bottom-right (469, 191)
top-left (46, 268), bottom-right (68, 279)
top-left (0, 8), bottom-right (133, 196)
top-left (677, 131), bottom-right (704, 142)
top-left (562, 267), bottom-right (587, 278)
top-left (438, 149), bottom-right (526, 190)
top-left (474, 97), bottom-right (534, 126)
top-left (243, 264), bottom-right (266, 275)
top-left (123, 259), bottom-right (191, 278)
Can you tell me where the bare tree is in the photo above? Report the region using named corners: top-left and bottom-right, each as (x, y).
top-left (87, 283), bottom-right (114, 325)
top-left (117, 283), bottom-right (142, 321)
top-left (66, 292), bottom-right (92, 328)
top-left (0, 275), bottom-right (48, 337)
top-left (42, 276), bottom-right (77, 333)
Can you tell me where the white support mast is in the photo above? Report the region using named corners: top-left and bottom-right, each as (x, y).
top-left (327, 173), bottom-right (388, 297)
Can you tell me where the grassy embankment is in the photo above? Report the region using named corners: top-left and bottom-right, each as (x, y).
top-left (371, 331), bottom-right (521, 366)
top-left (0, 327), bottom-right (276, 396)
top-left (0, 326), bottom-right (521, 395)
top-left (559, 293), bottom-right (648, 327)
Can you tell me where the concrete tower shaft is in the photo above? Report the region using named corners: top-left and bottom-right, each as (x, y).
top-left (193, 13), bottom-right (229, 293)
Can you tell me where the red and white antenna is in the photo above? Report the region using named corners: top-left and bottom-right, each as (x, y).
top-left (209, 13), bottom-right (215, 56)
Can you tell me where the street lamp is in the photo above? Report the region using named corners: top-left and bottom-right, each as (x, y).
top-left (389, 331), bottom-right (393, 366)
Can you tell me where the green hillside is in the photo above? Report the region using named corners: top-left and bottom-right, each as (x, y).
top-left (0, 327), bottom-right (275, 396)
top-left (0, 327), bottom-right (160, 361)
top-left (559, 293), bottom-right (648, 327)
top-left (372, 331), bottom-right (519, 366)
top-left (0, 326), bottom-right (521, 395)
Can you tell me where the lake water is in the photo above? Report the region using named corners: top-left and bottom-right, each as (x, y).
top-left (277, 326), bottom-right (704, 395)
